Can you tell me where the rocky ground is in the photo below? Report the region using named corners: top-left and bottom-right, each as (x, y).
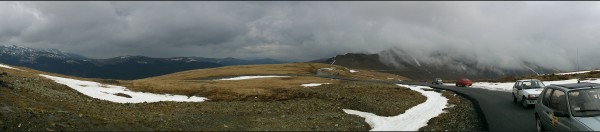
top-left (419, 89), bottom-right (483, 131)
top-left (0, 71), bottom-right (482, 131)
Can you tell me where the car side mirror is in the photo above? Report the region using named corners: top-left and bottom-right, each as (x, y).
top-left (553, 111), bottom-right (569, 118)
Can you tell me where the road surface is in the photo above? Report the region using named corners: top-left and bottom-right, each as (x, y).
top-left (399, 82), bottom-right (537, 131)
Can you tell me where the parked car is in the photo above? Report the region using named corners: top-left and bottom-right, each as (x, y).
top-left (512, 79), bottom-right (546, 108)
top-left (534, 82), bottom-right (600, 131)
top-left (455, 78), bottom-right (472, 87)
top-left (432, 78), bottom-right (443, 85)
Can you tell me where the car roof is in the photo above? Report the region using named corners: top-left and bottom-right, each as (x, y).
top-left (552, 82), bottom-right (600, 89)
top-left (517, 79), bottom-right (541, 82)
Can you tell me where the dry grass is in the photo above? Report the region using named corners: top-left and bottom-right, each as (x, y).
top-left (0, 62), bottom-right (410, 102)
top-left (139, 63), bottom-right (326, 81)
top-left (122, 76), bottom-right (338, 101)
top-left (117, 63), bottom-right (410, 101)
top-left (138, 62), bottom-right (409, 81)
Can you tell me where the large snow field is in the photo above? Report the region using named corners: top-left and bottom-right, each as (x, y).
top-left (343, 84), bottom-right (448, 131)
top-left (218, 75), bottom-right (290, 80)
top-left (40, 74), bottom-right (208, 103)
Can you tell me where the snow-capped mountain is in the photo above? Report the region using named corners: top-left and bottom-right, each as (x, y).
top-left (0, 45), bottom-right (86, 63)
top-left (0, 45), bottom-right (285, 80)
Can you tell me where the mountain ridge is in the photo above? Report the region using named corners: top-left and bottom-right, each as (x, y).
top-left (0, 45), bottom-right (286, 80)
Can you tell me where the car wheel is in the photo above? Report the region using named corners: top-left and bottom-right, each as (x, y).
top-left (513, 94), bottom-right (517, 103)
top-left (522, 97), bottom-right (529, 108)
top-left (536, 115), bottom-right (545, 132)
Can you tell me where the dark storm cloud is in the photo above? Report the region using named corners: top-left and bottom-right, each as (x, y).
top-left (2, 1), bottom-right (600, 71)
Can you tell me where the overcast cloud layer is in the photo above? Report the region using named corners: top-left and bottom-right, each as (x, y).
top-left (2, 1), bottom-right (600, 71)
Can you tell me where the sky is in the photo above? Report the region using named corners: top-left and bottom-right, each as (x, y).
top-left (1, 1), bottom-right (600, 71)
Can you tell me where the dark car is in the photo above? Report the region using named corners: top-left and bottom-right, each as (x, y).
top-left (534, 82), bottom-right (600, 131)
top-left (456, 78), bottom-right (472, 87)
top-left (432, 78), bottom-right (443, 85)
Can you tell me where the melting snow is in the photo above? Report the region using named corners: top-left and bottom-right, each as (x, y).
top-left (553, 70), bottom-right (600, 75)
top-left (321, 68), bottom-right (334, 70)
top-left (467, 78), bottom-right (600, 92)
top-left (39, 74), bottom-right (208, 103)
top-left (218, 75), bottom-right (290, 80)
top-left (0, 63), bottom-right (23, 71)
top-left (300, 83), bottom-right (331, 87)
top-left (343, 84), bottom-right (448, 131)
top-left (411, 56), bottom-right (421, 67)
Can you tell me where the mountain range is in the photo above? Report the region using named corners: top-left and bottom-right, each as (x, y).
top-left (0, 45), bottom-right (284, 80)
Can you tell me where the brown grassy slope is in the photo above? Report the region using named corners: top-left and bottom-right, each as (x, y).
top-left (119, 63), bottom-right (410, 101)
top-left (138, 63), bottom-right (409, 81)
top-left (0, 65), bottom-right (425, 131)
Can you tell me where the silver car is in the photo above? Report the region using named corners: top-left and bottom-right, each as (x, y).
top-left (534, 82), bottom-right (600, 131)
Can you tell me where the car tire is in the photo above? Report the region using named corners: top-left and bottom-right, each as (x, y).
top-left (513, 94), bottom-right (517, 103)
top-left (536, 115), bottom-right (545, 132)
top-left (522, 97), bottom-right (529, 108)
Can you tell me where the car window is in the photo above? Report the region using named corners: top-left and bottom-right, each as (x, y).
top-left (569, 88), bottom-right (600, 117)
top-left (515, 82), bottom-right (521, 88)
top-left (522, 81), bottom-right (531, 88)
top-left (531, 81), bottom-right (545, 88)
top-left (542, 88), bottom-right (554, 106)
top-left (549, 90), bottom-right (568, 113)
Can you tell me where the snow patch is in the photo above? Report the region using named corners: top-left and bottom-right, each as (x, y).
top-left (301, 83), bottom-right (331, 87)
top-left (411, 56), bottom-right (421, 67)
top-left (218, 75), bottom-right (290, 81)
top-left (343, 84), bottom-right (448, 131)
top-left (349, 69), bottom-right (358, 73)
top-left (553, 70), bottom-right (600, 75)
top-left (39, 74), bottom-right (207, 103)
top-left (321, 67), bottom-right (334, 70)
top-left (471, 78), bottom-right (600, 92)
top-left (0, 63), bottom-right (23, 71)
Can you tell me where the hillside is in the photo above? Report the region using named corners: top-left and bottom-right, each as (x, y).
top-left (0, 61), bottom-right (485, 131)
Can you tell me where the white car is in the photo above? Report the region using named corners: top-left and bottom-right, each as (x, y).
top-left (512, 79), bottom-right (545, 108)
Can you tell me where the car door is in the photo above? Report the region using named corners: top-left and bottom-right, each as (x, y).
top-left (513, 81), bottom-right (521, 99)
top-left (538, 88), bottom-right (555, 130)
top-left (547, 89), bottom-right (572, 131)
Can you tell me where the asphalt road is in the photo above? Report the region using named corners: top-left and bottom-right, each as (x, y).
top-left (399, 82), bottom-right (537, 131)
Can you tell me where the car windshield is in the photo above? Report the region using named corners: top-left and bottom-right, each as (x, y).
top-left (568, 88), bottom-right (600, 117)
top-left (521, 80), bottom-right (545, 89)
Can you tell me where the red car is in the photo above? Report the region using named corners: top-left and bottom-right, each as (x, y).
top-left (456, 78), bottom-right (472, 87)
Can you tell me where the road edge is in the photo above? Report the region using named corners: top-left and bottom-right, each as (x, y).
top-left (427, 85), bottom-right (489, 131)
